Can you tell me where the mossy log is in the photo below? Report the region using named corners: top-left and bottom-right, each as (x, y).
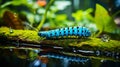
top-left (0, 27), bottom-right (120, 61)
top-left (0, 27), bottom-right (120, 51)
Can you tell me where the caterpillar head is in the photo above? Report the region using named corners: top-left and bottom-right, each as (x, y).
top-left (38, 31), bottom-right (47, 37)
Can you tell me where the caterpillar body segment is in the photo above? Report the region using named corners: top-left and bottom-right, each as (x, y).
top-left (38, 26), bottom-right (91, 39)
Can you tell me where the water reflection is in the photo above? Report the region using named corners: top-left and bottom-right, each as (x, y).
top-left (39, 51), bottom-right (89, 64)
top-left (47, 58), bottom-right (90, 67)
top-left (0, 48), bottom-right (120, 67)
top-left (63, 59), bottom-right (69, 67)
top-left (30, 59), bottom-right (46, 67)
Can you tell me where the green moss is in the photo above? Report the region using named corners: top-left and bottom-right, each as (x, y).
top-left (0, 27), bottom-right (44, 43)
top-left (69, 38), bottom-right (120, 52)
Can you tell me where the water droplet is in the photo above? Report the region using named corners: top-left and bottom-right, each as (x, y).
top-left (73, 48), bottom-right (77, 53)
top-left (115, 52), bottom-right (120, 59)
top-left (9, 48), bottom-right (13, 52)
top-left (101, 34), bottom-right (110, 42)
top-left (34, 49), bottom-right (40, 53)
top-left (112, 52), bottom-right (115, 58)
top-left (96, 50), bottom-right (100, 56)
top-left (9, 27), bottom-right (13, 33)
top-left (100, 60), bottom-right (104, 62)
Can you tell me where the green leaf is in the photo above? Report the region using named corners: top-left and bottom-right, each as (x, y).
top-left (72, 10), bottom-right (83, 21)
top-left (1, 0), bottom-right (28, 8)
top-left (1, 1), bottom-right (13, 8)
top-left (26, 13), bottom-right (34, 25)
top-left (55, 14), bottom-right (67, 21)
top-left (95, 4), bottom-right (116, 33)
top-left (72, 8), bottom-right (94, 22)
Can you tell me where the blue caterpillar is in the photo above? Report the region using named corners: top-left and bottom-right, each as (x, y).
top-left (38, 26), bottom-right (91, 38)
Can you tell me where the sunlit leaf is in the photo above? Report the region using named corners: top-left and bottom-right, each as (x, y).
top-left (72, 8), bottom-right (94, 22)
top-left (1, 1), bottom-right (12, 8)
top-left (0, 0), bottom-right (28, 8)
top-left (55, 14), bottom-right (67, 21)
top-left (95, 4), bottom-right (116, 33)
top-left (72, 10), bottom-right (83, 21)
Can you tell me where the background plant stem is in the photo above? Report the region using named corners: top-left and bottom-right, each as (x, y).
top-left (37, 0), bottom-right (54, 31)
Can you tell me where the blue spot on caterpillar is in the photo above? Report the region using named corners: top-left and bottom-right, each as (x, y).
top-left (38, 26), bottom-right (91, 38)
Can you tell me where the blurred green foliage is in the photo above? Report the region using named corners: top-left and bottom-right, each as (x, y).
top-left (0, 0), bottom-right (119, 36)
top-left (72, 8), bottom-right (97, 32)
top-left (1, 0), bottom-right (28, 8)
top-left (72, 8), bottom-right (94, 22)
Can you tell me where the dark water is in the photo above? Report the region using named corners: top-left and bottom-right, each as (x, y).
top-left (0, 46), bottom-right (120, 67)
top-left (0, 52), bottom-right (120, 67)
top-left (28, 56), bottom-right (120, 67)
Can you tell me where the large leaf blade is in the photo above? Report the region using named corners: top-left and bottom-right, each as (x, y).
top-left (95, 4), bottom-right (116, 33)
